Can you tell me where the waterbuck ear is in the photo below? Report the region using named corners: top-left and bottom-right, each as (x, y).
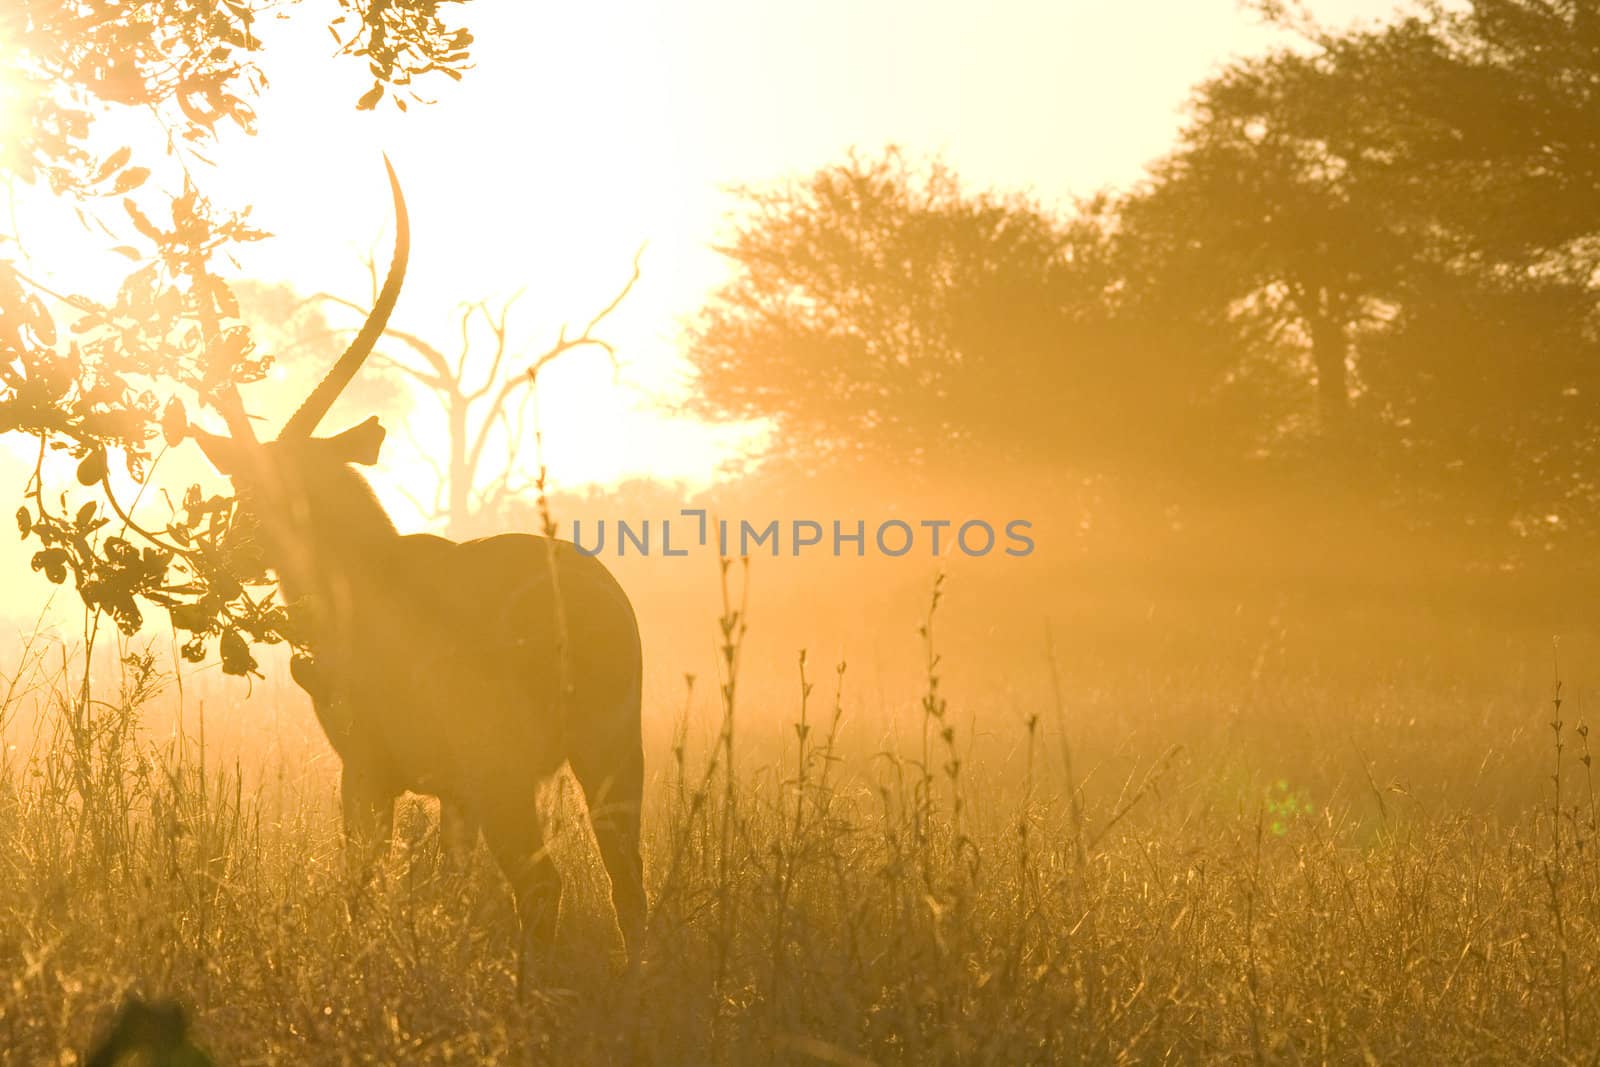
top-left (322, 416), bottom-right (386, 466)
top-left (190, 428), bottom-right (240, 475)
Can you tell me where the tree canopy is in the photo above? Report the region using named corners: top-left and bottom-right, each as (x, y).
top-left (685, 151), bottom-right (1271, 481)
top-left (686, 1), bottom-right (1600, 561)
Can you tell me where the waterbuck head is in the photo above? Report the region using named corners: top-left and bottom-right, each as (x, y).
top-left (192, 158), bottom-right (409, 595)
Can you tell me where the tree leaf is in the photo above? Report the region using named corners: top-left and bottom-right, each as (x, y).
top-left (161, 397), bottom-right (188, 448)
top-left (111, 166), bottom-right (150, 194)
top-left (94, 146), bottom-right (132, 183)
top-left (77, 450), bottom-right (107, 486)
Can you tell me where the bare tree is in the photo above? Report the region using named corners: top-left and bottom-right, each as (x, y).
top-left (310, 249), bottom-right (642, 537)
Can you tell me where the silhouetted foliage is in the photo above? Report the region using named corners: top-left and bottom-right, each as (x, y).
top-left (1124, 51), bottom-right (1414, 441)
top-left (687, 151), bottom-right (1101, 473)
top-left (0, 1), bottom-right (473, 671)
top-left (691, 4), bottom-right (1600, 563)
top-left (1153, 0), bottom-right (1600, 545)
top-left (686, 147), bottom-right (1363, 493)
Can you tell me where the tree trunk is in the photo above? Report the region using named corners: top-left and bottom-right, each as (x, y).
top-left (447, 396), bottom-right (470, 539)
top-left (1308, 291), bottom-right (1350, 437)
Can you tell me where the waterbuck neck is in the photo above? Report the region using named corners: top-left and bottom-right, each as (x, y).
top-left (248, 462), bottom-right (401, 605)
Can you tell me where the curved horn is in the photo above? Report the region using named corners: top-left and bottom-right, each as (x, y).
top-left (278, 155), bottom-right (410, 440)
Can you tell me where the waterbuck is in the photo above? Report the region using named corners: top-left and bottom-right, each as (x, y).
top-left (191, 161), bottom-right (645, 967)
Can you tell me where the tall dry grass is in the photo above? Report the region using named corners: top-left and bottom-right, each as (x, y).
top-left (0, 571), bottom-right (1595, 1064)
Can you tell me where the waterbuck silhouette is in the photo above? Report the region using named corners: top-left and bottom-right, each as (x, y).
top-left (192, 160), bottom-right (645, 970)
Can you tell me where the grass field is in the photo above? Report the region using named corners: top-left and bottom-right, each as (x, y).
top-left (0, 571), bottom-right (1594, 1065)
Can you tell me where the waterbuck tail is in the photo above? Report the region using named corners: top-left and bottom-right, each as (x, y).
top-left (279, 155), bottom-right (410, 440)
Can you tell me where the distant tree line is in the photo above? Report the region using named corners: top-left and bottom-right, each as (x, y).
top-left (686, 0), bottom-right (1600, 566)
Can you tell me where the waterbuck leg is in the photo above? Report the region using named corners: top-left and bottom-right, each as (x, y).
top-left (438, 799), bottom-right (479, 874)
top-left (481, 808), bottom-right (561, 989)
top-left (571, 742), bottom-right (646, 965)
top-left (340, 761), bottom-right (394, 884)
